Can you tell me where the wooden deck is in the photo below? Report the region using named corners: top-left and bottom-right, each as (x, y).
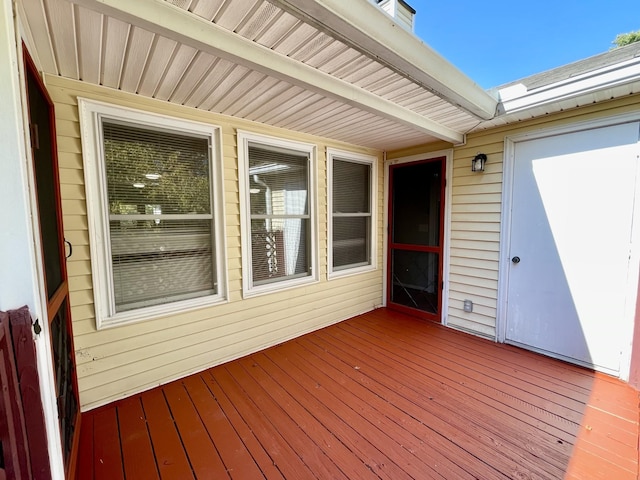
top-left (76, 309), bottom-right (640, 479)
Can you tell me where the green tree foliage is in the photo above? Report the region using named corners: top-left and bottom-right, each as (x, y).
top-left (103, 122), bottom-right (211, 216)
top-left (612, 29), bottom-right (640, 48)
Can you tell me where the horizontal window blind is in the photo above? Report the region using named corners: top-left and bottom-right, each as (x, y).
top-left (102, 120), bottom-right (216, 312)
top-left (247, 143), bottom-right (310, 285)
top-left (332, 158), bottom-right (372, 270)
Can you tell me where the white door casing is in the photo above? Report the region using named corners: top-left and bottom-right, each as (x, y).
top-left (499, 117), bottom-right (640, 377)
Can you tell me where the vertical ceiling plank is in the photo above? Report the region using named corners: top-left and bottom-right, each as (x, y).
top-left (271, 22), bottom-right (317, 56)
top-left (20, 0), bottom-right (58, 73)
top-left (120, 27), bottom-right (155, 93)
top-left (43, 0), bottom-right (78, 78)
top-left (210, 70), bottom-right (265, 113)
top-left (182, 57), bottom-right (233, 108)
top-left (153, 44), bottom-right (197, 101)
top-left (137, 36), bottom-right (179, 98)
top-left (252, 10), bottom-right (299, 49)
top-left (75, 5), bottom-right (103, 84)
top-left (213, 0), bottom-right (258, 31)
top-left (199, 64), bottom-right (250, 111)
top-left (229, 76), bottom-right (285, 118)
top-left (242, 84), bottom-right (304, 122)
top-left (168, 51), bottom-right (217, 105)
top-left (101, 16), bottom-right (129, 88)
top-left (235, 1), bottom-right (280, 41)
top-left (190, 0), bottom-right (226, 21)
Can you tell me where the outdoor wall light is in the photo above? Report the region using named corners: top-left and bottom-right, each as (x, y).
top-left (471, 153), bottom-right (487, 172)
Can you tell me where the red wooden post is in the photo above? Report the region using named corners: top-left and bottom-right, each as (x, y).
top-left (0, 311), bottom-right (32, 479)
top-left (9, 306), bottom-right (52, 480)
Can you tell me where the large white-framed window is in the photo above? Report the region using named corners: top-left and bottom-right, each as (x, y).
top-left (238, 131), bottom-right (317, 297)
top-left (327, 149), bottom-right (377, 278)
top-left (79, 99), bottom-right (227, 329)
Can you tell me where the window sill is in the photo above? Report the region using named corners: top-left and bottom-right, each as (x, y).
top-left (328, 264), bottom-right (376, 280)
top-left (96, 294), bottom-right (228, 330)
top-left (242, 275), bottom-right (319, 299)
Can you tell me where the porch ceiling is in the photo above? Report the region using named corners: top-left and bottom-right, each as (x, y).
top-left (19, 0), bottom-right (498, 150)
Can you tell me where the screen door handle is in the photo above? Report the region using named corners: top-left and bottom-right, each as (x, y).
top-left (511, 256), bottom-right (520, 264)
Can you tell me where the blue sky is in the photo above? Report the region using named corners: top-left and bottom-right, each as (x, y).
top-left (412, 0), bottom-right (640, 89)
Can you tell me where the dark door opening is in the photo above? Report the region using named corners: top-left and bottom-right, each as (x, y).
top-left (387, 158), bottom-right (445, 321)
top-left (24, 47), bottom-right (81, 479)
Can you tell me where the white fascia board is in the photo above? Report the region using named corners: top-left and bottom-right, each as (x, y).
top-left (270, 0), bottom-right (498, 120)
top-left (70, 0), bottom-right (464, 144)
top-left (498, 58), bottom-right (640, 115)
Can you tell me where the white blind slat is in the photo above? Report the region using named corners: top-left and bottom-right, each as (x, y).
top-left (332, 158), bottom-right (372, 270)
top-left (247, 143), bottom-right (311, 284)
top-left (102, 120), bottom-right (216, 312)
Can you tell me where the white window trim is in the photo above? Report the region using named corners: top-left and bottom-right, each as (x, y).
top-left (78, 98), bottom-right (227, 329)
top-left (237, 130), bottom-right (318, 298)
top-left (327, 148), bottom-right (377, 279)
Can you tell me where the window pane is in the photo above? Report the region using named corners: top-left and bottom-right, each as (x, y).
top-left (391, 250), bottom-right (439, 313)
top-left (110, 219), bottom-right (215, 311)
top-left (248, 144), bottom-right (308, 216)
top-left (102, 119), bottom-right (216, 312)
top-left (103, 121), bottom-right (211, 215)
top-left (333, 216), bottom-right (370, 269)
top-left (251, 218), bottom-right (309, 284)
top-left (392, 161), bottom-right (441, 247)
top-left (333, 159), bottom-right (370, 214)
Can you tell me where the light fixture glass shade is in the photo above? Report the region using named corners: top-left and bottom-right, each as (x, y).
top-left (471, 153), bottom-right (487, 172)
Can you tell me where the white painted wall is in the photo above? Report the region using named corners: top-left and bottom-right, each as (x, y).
top-left (0, 1), bottom-right (65, 477)
top-left (0, 0), bottom-right (39, 311)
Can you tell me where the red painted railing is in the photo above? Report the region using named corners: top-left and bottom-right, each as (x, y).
top-left (0, 307), bottom-right (51, 480)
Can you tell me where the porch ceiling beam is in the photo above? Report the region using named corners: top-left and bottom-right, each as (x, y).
top-left (270, 0), bottom-right (499, 121)
top-left (69, 0), bottom-right (465, 144)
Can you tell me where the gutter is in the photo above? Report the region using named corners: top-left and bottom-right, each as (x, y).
top-left (496, 56), bottom-right (640, 115)
top-left (270, 0), bottom-right (499, 121)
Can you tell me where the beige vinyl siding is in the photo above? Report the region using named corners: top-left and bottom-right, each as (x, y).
top-left (445, 139), bottom-right (503, 338)
top-left (48, 75), bottom-right (384, 410)
top-left (388, 92), bottom-right (640, 340)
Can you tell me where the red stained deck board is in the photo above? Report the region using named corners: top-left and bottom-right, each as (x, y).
top-left (180, 375), bottom-right (265, 479)
top-left (75, 411), bottom-right (93, 478)
top-left (92, 407), bottom-right (123, 480)
top-left (270, 341), bottom-right (486, 480)
top-left (253, 349), bottom-right (412, 480)
top-left (222, 360), bottom-right (350, 479)
top-left (235, 354), bottom-right (384, 480)
top-left (197, 373), bottom-right (285, 480)
top-left (76, 308), bottom-right (640, 480)
top-left (364, 310), bottom-right (597, 395)
top-left (349, 314), bottom-right (587, 419)
top-left (117, 397), bottom-right (159, 480)
top-left (335, 318), bottom-right (582, 441)
top-left (298, 332), bottom-right (560, 480)
top-left (205, 367), bottom-right (316, 479)
top-left (162, 381), bottom-right (228, 479)
top-left (140, 389), bottom-right (194, 480)
top-left (311, 325), bottom-right (573, 476)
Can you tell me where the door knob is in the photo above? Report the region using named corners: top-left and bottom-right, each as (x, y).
top-left (511, 256), bottom-right (520, 264)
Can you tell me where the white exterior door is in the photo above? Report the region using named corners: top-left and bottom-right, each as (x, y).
top-left (505, 121), bottom-right (640, 374)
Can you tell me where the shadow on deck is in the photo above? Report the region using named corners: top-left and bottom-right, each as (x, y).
top-left (76, 308), bottom-right (640, 479)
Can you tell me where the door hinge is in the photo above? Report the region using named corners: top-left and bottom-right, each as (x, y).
top-left (29, 123), bottom-right (40, 150)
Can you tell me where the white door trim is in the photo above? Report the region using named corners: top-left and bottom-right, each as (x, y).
top-left (3, 5), bottom-right (66, 478)
top-left (383, 149), bottom-right (453, 325)
top-left (498, 112), bottom-right (640, 380)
